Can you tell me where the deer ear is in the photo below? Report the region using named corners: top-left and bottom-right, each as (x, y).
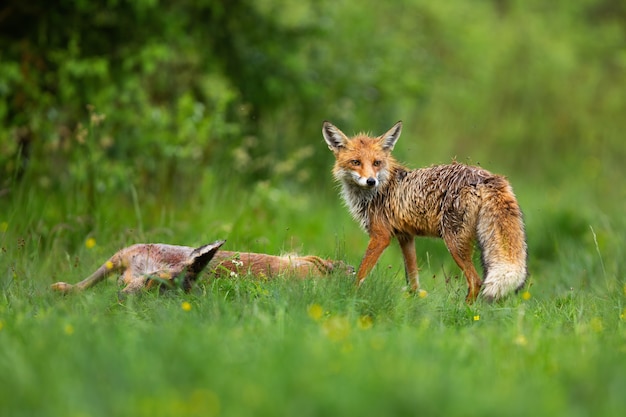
top-left (380, 121), bottom-right (402, 151)
top-left (322, 121), bottom-right (349, 151)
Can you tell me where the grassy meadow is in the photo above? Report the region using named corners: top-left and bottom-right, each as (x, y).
top-left (2, 0), bottom-right (626, 416)
top-left (1, 165), bottom-right (625, 417)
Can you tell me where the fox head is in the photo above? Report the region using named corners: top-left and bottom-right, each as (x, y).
top-left (322, 121), bottom-right (402, 189)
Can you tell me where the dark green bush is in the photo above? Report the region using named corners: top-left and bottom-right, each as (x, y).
top-left (1, 0), bottom-right (624, 202)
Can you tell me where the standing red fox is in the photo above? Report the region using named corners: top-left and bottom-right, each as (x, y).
top-left (322, 121), bottom-right (527, 302)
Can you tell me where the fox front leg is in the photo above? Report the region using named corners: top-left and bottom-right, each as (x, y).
top-left (356, 231), bottom-right (392, 287)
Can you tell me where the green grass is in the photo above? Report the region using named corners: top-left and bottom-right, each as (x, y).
top-left (1, 177), bottom-right (625, 417)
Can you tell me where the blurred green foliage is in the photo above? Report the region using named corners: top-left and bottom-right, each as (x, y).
top-left (1, 0), bottom-right (625, 200)
top-left (1, 4), bottom-right (625, 415)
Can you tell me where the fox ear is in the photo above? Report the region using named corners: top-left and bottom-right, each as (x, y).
top-left (380, 121), bottom-right (402, 151)
top-left (322, 121), bottom-right (349, 152)
top-left (188, 240), bottom-right (226, 273)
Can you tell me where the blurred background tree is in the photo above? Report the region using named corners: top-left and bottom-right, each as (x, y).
top-left (1, 0), bottom-right (624, 206)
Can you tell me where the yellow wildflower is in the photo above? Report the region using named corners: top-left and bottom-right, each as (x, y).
top-left (322, 316), bottom-right (351, 342)
top-left (514, 334), bottom-right (528, 346)
top-left (105, 261), bottom-right (114, 270)
top-left (357, 315), bottom-right (373, 330)
top-left (181, 301), bottom-right (192, 312)
top-left (473, 315), bottom-right (480, 321)
top-left (418, 289), bottom-right (428, 298)
top-left (307, 303), bottom-right (324, 321)
top-left (590, 317), bottom-right (603, 333)
top-left (341, 343), bottom-right (354, 354)
top-left (85, 238), bottom-right (96, 249)
top-left (187, 389), bottom-right (220, 417)
top-left (370, 336), bottom-right (385, 351)
top-left (522, 291), bottom-right (531, 301)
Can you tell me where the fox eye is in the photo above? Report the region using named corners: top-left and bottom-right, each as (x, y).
top-left (373, 160), bottom-right (382, 167)
top-left (350, 160), bottom-right (361, 166)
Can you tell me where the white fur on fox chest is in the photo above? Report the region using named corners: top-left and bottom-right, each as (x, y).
top-left (339, 182), bottom-right (377, 232)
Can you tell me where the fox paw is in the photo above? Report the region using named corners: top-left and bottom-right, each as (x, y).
top-left (51, 282), bottom-right (74, 293)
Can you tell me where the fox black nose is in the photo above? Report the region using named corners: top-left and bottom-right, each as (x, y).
top-left (366, 177), bottom-right (377, 186)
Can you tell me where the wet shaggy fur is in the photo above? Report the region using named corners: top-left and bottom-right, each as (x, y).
top-left (323, 121), bottom-right (528, 302)
top-left (210, 251), bottom-right (353, 279)
top-left (51, 242), bottom-right (354, 294)
top-left (51, 241), bottom-right (226, 294)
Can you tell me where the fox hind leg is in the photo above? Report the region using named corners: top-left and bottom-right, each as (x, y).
top-left (52, 258), bottom-right (121, 293)
top-left (442, 232), bottom-right (482, 303)
top-left (398, 235), bottom-right (419, 292)
top-left (121, 275), bottom-right (150, 294)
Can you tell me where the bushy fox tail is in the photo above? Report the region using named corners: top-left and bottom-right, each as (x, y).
top-left (477, 177), bottom-right (528, 301)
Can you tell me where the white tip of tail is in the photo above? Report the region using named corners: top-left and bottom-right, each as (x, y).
top-left (481, 264), bottom-right (527, 301)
